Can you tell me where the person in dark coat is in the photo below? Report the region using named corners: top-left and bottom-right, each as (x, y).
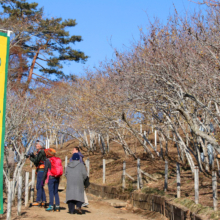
top-left (65, 153), bottom-right (87, 214)
top-left (29, 139), bottom-right (47, 206)
top-left (69, 146), bottom-right (89, 207)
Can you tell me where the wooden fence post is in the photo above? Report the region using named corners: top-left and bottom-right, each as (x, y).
top-left (164, 160), bottom-right (168, 192)
top-left (212, 171), bottom-right (218, 211)
top-left (137, 158), bottom-right (140, 189)
top-left (139, 171), bottom-right (143, 189)
top-left (30, 169), bottom-right (35, 203)
top-left (17, 176), bottom-right (22, 216)
top-left (139, 159), bottom-right (143, 189)
top-left (176, 162), bottom-right (181, 198)
top-left (144, 131), bottom-right (147, 152)
top-left (56, 138), bottom-right (58, 149)
top-left (107, 134), bottom-right (110, 153)
top-left (186, 133), bottom-right (189, 147)
top-left (194, 166), bottom-right (199, 204)
top-left (122, 161), bottom-right (126, 192)
top-left (103, 159), bottom-right (106, 184)
top-left (46, 139), bottom-right (50, 149)
top-left (155, 130), bottom-right (157, 150)
top-left (86, 158), bottom-right (90, 177)
top-left (98, 134), bottom-right (101, 146)
top-left (6, 181), bottom-right (12, 220)
top-left (25, 172), bottom-right (29, 207)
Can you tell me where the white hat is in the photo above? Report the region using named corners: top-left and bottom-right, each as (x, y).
top-left (36, 139), bottom-right (44, 147)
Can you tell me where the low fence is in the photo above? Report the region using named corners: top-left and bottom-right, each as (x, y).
top-left (86, 182), bottom-right (204, 220)
top-left (83, 157), bottom-right (218, 213)
top-left (6, 169), bottom-right (36, 220)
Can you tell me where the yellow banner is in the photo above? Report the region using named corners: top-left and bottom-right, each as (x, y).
top-left (0, 32), bottom-right (10, 214)
top-left (0, 35), bottom-right (8, 158)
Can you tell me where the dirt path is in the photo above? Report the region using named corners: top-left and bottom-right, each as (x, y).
top-left (10, 191), bottom-right (166, 220)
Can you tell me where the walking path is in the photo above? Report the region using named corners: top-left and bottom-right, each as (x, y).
top-left (13, 191), bottom-right (166, 220)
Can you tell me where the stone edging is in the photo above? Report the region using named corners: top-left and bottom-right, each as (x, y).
top-left (86, 183), bottom-right (206, 220)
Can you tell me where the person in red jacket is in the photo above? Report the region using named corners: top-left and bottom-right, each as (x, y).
top-left (42, 148), bottom-right (62, 212)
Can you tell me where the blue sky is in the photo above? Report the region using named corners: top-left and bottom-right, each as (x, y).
top-left (28, 0), bottom-right (201, 78)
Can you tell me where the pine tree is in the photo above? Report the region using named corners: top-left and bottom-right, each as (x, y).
top-left (0, 0), bottom-right (88, 86)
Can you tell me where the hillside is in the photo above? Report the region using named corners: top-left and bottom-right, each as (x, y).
top-left (21, 132), bottom-right (220, 218)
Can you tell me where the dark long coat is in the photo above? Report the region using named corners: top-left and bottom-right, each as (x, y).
top-left (65, 160), bottom-right (87, 203)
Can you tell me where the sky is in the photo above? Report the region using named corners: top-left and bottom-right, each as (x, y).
top-left (27, 0), bottom-right (202, 78)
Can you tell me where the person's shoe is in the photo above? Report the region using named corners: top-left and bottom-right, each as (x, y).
top-left (77, 208), bottom-right (82, 215)
top-left (41, 202), bottom-right (46, 208)
top-left (55, 205), bottom-right (60, 212)
top-left (82, 203), bottom-right (89, 207)
top-left (32, 202), bottom-right (41, 207)
top-left (45, 205), bottom-right (54, 212)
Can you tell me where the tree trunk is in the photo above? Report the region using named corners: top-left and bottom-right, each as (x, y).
top-left (27, 47), bottom-right (41, 84)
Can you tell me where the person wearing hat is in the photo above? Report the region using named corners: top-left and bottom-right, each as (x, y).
top-left (66, 153), bottom-right (87, 214)
top-left (70, 147), bottom-right (84, 164)
top-left (70, 146), bottom-right (89, 207)
top-left (29, 139), bottom-right (47, 207)
top-left (42, 148), bottom-right (62, 212)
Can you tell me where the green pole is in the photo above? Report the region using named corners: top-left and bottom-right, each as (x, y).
top-left (0, 31), bottom-right (10, 214)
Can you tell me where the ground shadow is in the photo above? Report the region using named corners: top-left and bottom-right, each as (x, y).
top-left (67, 210), bottom-right (91, 215)
top-left (60, 206), bottom-right (66, 210)
top-left (114, 206), bottom-right (126, 209)
top-left (20, 212), bottom-right (27, 216)
top-left (82, 210), bottom-right (91, 214)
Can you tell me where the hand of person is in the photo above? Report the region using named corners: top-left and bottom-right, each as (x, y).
top-left (41, 180), bottom-right (44, 187)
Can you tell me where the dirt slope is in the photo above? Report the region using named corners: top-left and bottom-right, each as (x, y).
top-left (11, 134), bottom-right (220, 219)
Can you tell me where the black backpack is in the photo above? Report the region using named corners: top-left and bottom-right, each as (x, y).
top-left (84, 176), bottom-right (90, 188)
